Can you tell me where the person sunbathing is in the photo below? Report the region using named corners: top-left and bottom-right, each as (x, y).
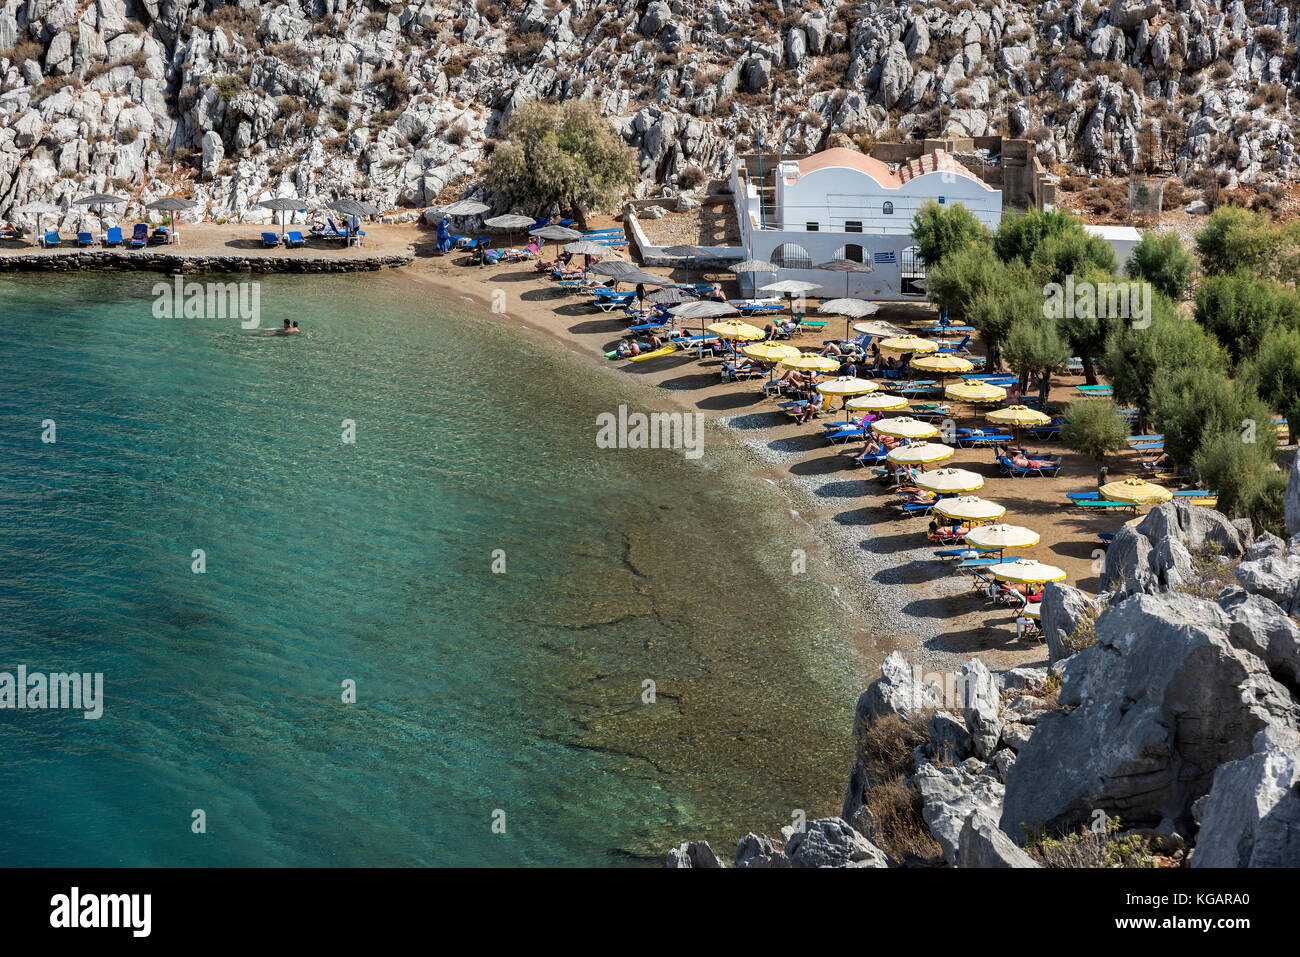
top-left (1012, 452), bottom-right (1054, 469)
top-left (707, 284), bottom-right (726, 302)
top-left (777, 369), bottom-right (811, 390)
top-left (820, 342), bottom-right (847, 357)
top-left (853, 439), bottom-right (883, 463)
top-left (795, 392), bottom-right (824, 423)
top-left (902, 488), bottom-right (935, 505)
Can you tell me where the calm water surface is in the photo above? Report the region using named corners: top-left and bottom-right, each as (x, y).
top-left (0, 271), bottom-right (861, 865)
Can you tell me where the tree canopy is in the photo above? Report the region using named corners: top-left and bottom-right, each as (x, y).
top-left (484, 100), bottom-right (638, 217)
top-left (1060, 399), bottom-right (1130, 470)
top-left (911, 200), bottom-right (990, 269)
top-left (1126, 232), bottom-right (1194, 302)
top-left (1194, 269), bottom-right (1300, 366)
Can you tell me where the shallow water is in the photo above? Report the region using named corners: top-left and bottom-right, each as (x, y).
top-left (0, 271), bottom-right (862, 866)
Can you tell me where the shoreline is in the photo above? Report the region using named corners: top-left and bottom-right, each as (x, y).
top-left (392, 258), bottom-right (981, 677)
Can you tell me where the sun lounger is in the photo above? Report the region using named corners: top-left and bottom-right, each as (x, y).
top-left (76, 231), bottom-right (94, 247)
top-left (103, 226), bottom-right (123, 246)
top-left (1171, 489), bottom-right (1219, 498)
top-left (956, 556), bottom-right (1020, 570)
top-left (1067, 492), bottom-right (1099, 501)
top-left (261, 231), bottom-right (280, 248)
top-left (148, 227), bottom-right (170, 245)
top-left (1076, 500), bottom-right (1138, 511)
top-left (285, 231), bottom-right (306, 248)
top-left (128, 224), bottom-right (148, 248)
top-left (41, 231), bottom-right (62, 247)
top-left (998, 455), bottom-right (1062, 477)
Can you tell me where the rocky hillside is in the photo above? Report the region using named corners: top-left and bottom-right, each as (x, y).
top-left (670, 456), bottom-right (1300, 867)
top-left (3, 0), bottom-right (1300, 228)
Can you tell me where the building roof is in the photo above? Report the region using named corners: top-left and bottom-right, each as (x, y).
top-left (1084, 224), bottom-right (1142, 241)
top-left (790, 148), bottom-right (995, 192)
top-left (897, 151), bottom-right (995, 190)
top-left (794, 148), bottom-right (901, 188)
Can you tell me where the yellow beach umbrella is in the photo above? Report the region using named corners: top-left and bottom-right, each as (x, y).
top-left (914, 467), bottom-right (985, 494)
top-left (886, 442), bottom-right (954, 465)
top-left (742, 342), bottom-right (801, 362)
top-left (780, 353), bottom-right (842, 373)
top-left (708, 319), bottom-right (765, 340)
top-left (966, 523), bottom-right (1041, 549)
top-left (872, 416), bottom-right (940, 439)
top-left (987, 405), bottom-right (1052, 427)
top-left (946, 380), bottom-right (1007, 403)
top-left (933, 496), bottom-right (1005, 523)
top-left (816, 377), bottom-right (878, 397)
top-left (989, 558), bottom-right (1067, 584)
top-left (1099, 477), bottom-right (1174, 504)
top-left (912, 354), bottom-right (974, 374)
top-left (846, 392), bottom-right (908, 413)
top-left (878, 334), bottom-right (938, 355)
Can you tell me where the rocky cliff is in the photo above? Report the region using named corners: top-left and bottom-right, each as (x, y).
top-left (3, 0), bottom-right (1300, 230)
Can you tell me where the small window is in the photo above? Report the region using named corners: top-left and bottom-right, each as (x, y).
top-left (882, 202), bottom-right (894, 215)
top-left (806, 222), bottom-right (819, 232)
top-left (845, 220), bottom-right (863, 233)
top-left (938, 196), bottom-right (946, 204)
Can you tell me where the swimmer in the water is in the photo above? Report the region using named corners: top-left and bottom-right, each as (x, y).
top-left (291, 321), bottom-right (300, 333)
top-left (274, 319), bottom-right (294, 335)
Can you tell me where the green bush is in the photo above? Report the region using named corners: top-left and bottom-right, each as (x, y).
top-left (911, 200), bottom-right (990, 268)
top-left (1126, 232), bottom-right (1194, 301)
top-left (1194, 269), bottom-right (1300, 365)
top-left (1061, 399), bottom-right (1130, 471)
top-left (1239, 325), bottom-right (1300, 439)
top-left (484, 100), bottom-right (638, 218)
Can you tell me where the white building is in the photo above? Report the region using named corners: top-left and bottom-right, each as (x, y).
top-left (731, 147), bottom-right (1003, 301)
top-left (1083, 224), bottom-right (1142, 267)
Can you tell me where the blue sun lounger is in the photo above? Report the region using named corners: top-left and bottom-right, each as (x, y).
top-left (261, 232), bottom-right (280, 248)
top-left (104, 226), bottom-right (123, 246)
top-left (1076, 500), bottom-right (1137, 511)
top-left (934, 544), bottom-right (1003, 560)
top-left (128, 224), bottom-right (148, 248)
top-left (76, 231), bottom-right (94, 247)
top-left (998, 455), bottom-right (1062, 477)
top-left (41, 231), bottom-right (62, 247)
top-left (285, 231), bottom-right (306, 248)
top-left (956, 431), bottom-right (1013, 448)
top-left (1067, 492), bottom-right (1099, 501)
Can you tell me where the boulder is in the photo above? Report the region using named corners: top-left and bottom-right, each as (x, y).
top-left (1041, 581), bottom-right (1099, 663)
top-left (640, 1), bottom-right (671, 37)
top-left (959, 658), bottom-right (1002, 759)
top-left (1192, 727), bottom-right (1300, 867)
top-left (999, 666), bottom-right (1049, 694)
top-left (1099, 522), bottom-right (1154, 592)
top-left (665, 840), bottom-right (724, 868)
top-left (785, 818), bottom-right (888, 868)
top-left (912, 763), bottom-right (1005, 865)
top-left (734, 832), bottom-right (791, 868)
top-left (1218, 585), bottom-right (1300, 687)
top-left (1234, 554), bottom-right (1300, 606)
top-left (1244, 532), bottom-right (1288, 562)
top-left (1138, 502), bottom-right (1247, 560)
top-left (958, 809), bottom-right (1040, 868)
top-left (853, 650), bottom-right (941, 739)
top-left (1000, 722), bottom-right (1034, 752)
top-left (200, 130), bottom-right (224, 181)
top-left (928, 710), bottom-right (972, 763)
top-left (1000, 593), bottom-right (1298, 841)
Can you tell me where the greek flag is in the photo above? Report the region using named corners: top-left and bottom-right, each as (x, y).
top-left (873, 251), bottom-right (897, 265)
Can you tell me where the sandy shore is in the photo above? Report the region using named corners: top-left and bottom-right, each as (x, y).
top-left (362, 218), bottom-right (1182, 682)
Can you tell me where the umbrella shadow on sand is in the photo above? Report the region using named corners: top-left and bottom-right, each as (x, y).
top-left (810, 480), bottom-right (863, 499)
top-left (224, 237), bottom-right (271, 250)
top-left (723, 410), bottom-right (784, 430)
top-left (518, 287), bottom-right (571, 303)
top-left (697, 391), bottom-right (765, 411)
top-left (568, 318), bottom-right (626, 335)
top-left (491, 269), bottom-right (541, 284)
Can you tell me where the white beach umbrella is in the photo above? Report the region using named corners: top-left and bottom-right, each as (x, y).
top-left (989, 558), bottom-right (1067, 584)
top-left (914, 468), bottom-right (985, 494)
top-left (885, 442), bottom-right (955, 465)
top-left (872, 416), bottom-right (940, 440)
top-left (846, 392), bottom-right (908, 413)
top-left (965, 523), bottom-right (1041, 549)
top-left (933, 496), bottom-right (1006, 523)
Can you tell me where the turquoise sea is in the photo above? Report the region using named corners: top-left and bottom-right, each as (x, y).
top-left (0, 270), bottom-right (860, 866)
